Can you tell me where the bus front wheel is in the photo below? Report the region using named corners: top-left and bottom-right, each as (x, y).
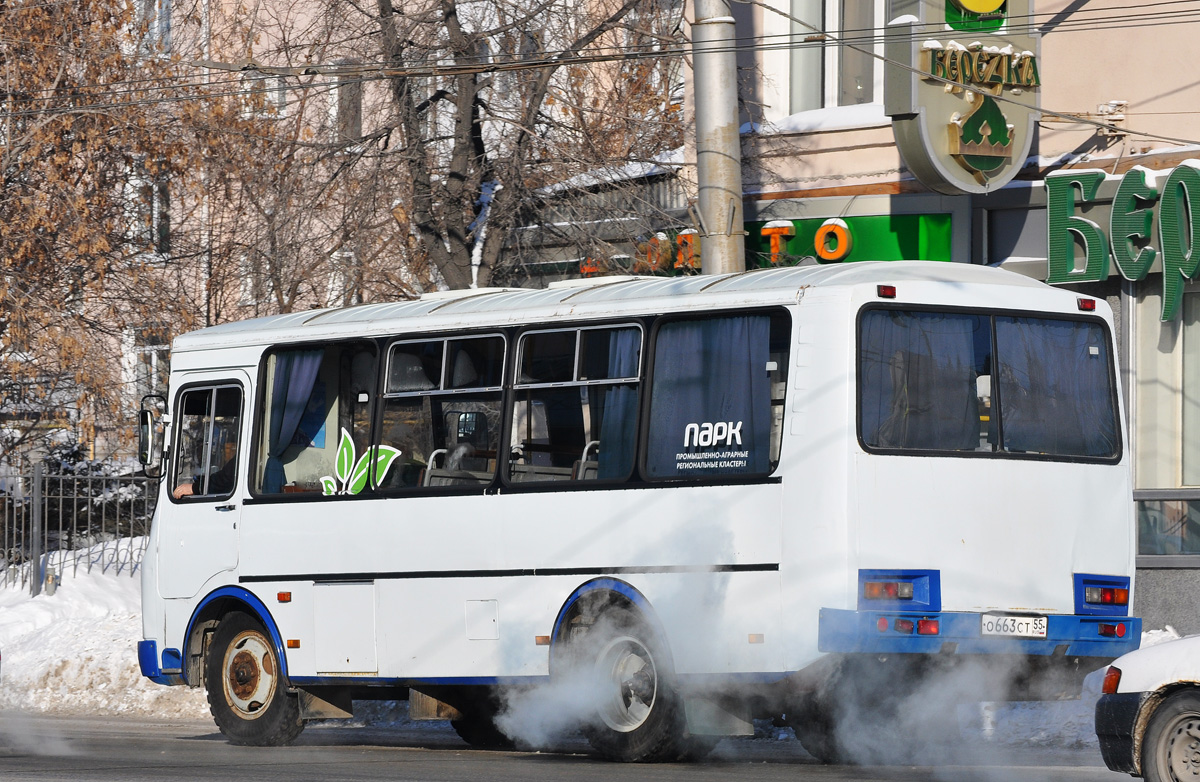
top-left (205, 611), bottom-right (304, 746)
top-left (572, 608), bottom-right (690, 762)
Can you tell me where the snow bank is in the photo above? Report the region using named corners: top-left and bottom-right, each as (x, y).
top-left (0, 564), bottom-right (207, 718)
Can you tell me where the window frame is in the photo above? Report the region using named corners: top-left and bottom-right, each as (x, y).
top-left (247, 339), bottom-right (380, 501)
top-left (855, 303), bottom-right (1123, 465)
top-left (169, 381), bottom-right (244, 504)
top-left (505, 322), bottom-right (644, 486)
top-left (640, 307), bottom-right (792, 484)
top-left (371, 332), bottom-right (508, 495)
top-left (384, 332), bottom-right (508, 399)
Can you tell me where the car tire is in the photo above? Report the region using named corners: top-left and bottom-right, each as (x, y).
top-left (1143, 689), bottom-right (1200, 782)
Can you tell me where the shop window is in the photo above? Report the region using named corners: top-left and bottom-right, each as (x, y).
top-left (379, 335), bottom-right (505, 490)
top-left (1138, 500), bottom-right (1200, 555)
top-left (509, 326), bottom-right (641, 484)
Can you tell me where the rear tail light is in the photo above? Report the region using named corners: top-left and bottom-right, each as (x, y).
top-left (917, 619), bottom-right (940, 635)
top-left (1102, 666), bottom-right (1122, 694)
top-left (1098, 622), bottom-right (1128, 638)
top-left (1085, 587), bottom-right (1130, 606)
top-left (864, 581), bottom-right (914, 600)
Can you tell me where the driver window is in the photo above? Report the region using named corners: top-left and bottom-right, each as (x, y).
top-left (172, 385), bottom-right (242, 501)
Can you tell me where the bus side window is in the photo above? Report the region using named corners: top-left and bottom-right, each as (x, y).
top-left (379, 335), bottom-right (504, 490)
top-left (173, 385), bottom-right (242, 500)
top-left (255, 343), bottom-right (377, 495)
top-left (644, 314), bottom-right (783, 480)
top-left (508, 326), bottom-right (641, 485)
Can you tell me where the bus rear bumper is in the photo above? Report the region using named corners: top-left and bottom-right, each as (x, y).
top-left (818, 608), bottom-right (1141, 658)
top-left (813, 609), bottom-right (1139, 700)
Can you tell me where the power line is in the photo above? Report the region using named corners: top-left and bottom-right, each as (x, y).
top-left (7, 1), bottom-right (1200, 104)
top-left (2, 3), bottom-right (1199, 149)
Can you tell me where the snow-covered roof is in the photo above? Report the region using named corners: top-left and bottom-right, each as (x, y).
top-left (173, 261), bottom-right (1057, 354)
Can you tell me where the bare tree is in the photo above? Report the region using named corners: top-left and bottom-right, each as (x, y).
top-left (373, 0), bottom-right (687, 289)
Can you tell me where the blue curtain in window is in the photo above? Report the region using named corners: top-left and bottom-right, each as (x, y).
top-left (646, 316), bottom-right (770, 478)
top-left (263, 349), bottom-right (323, 492)
top-left (860, 311), bottom-right (979, 451)
top-left (597, 328), bottom-right (640, 480)
top-left (996, 317), bottom-right (1117, 457)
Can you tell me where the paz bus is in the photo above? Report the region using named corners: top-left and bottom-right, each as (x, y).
top-left (137, 262), bottom-right (1139, 762)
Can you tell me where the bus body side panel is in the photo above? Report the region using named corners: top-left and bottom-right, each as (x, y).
top-left (776, 293), bottom-right (857, 674)
top-left (236, 483), bottom-right (784, 680)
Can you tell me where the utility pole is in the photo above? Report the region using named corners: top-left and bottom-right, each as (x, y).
top-left (691, 0), bottom-right (745, 275)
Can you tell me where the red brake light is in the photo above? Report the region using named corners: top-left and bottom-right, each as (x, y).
top-left (864, 581), bottom-right (915, 600)
top-left (917, 619), bottom-right (940, 635)
top-left (1102, 666), bottom-right (1122, 694)
top-left (1085, 587), bottom-right (1130, 606)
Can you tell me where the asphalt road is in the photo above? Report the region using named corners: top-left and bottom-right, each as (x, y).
top-left (0, 713), bottom-right (1132, 782)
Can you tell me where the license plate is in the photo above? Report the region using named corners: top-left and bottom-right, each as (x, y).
top-left (981, 614), bottom-right (1047, 638)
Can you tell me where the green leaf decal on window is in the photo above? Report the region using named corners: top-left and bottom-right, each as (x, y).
top-left (371, 445), bottom-right (402, 486)
top-left (321, 430), bottom-right (402, 496)
top-left (335, 427), bottom-right (355, 484)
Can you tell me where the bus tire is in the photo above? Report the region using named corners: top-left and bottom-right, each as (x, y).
top-left (573, 607), bottom-right (685, 762)
top-left (205, 611), bottom-right (304, 746)
top-left (1142, 689), bottom-right (1200, 782)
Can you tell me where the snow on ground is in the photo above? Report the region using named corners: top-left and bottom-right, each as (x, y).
top-left (0, 559), bottom-right (1180, 750)
top-left (0, 565), bottom-right (207, 719)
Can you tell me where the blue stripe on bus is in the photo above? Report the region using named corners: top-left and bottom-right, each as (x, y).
top-left (818, 608), bottom-right (1141, 657)
top-left (289, 675), bottom-right (551, 688)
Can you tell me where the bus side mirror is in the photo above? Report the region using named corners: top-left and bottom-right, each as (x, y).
top-left (139, 394), bottom-right (167, 477)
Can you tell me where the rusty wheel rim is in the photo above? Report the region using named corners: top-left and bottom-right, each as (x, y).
top-left (222, 630), bottom-right (278, 720)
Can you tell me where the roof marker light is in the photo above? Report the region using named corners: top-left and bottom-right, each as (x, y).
top-left (1078, 297), bottom-right (1097, 312)
top-left (878, 285), bottom-right (897, 299)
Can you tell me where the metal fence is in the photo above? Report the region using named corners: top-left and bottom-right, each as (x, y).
top-left (1, 464), bottom-right (159, 592)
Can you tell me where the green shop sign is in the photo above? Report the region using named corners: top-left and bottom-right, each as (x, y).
top-left (1045, 162), bottom-right (1200, 321)
top-left (744, 214), bottom-right (953, 268)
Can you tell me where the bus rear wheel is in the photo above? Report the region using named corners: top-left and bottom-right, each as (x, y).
top-left (205, 611), bottom-right (304, 746)
top-left (572, 608), bottom-right (689, 762)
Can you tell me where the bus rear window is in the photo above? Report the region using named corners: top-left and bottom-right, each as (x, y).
top-left (859, 309), bottom-right (1119, 460)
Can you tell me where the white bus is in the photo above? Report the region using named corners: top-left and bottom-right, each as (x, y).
top-left (137, 262), bottom-right (1139, 762)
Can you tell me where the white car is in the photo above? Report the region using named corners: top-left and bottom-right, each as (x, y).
top-left (1096, 634), bottom-right (1200, 781)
